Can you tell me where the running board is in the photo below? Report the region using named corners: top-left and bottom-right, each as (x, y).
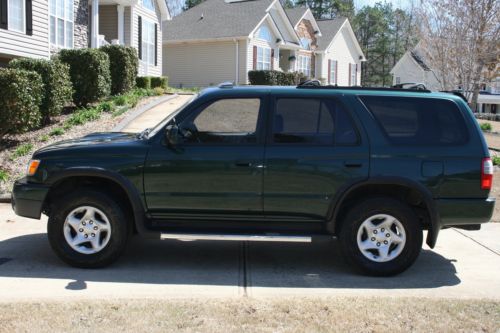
top-left (160, 233), bottom-right (313, 243)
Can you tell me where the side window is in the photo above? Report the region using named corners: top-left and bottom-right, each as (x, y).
top-left (273, 98), bottom-right (357, 145)
top-left (360, 96), bottom-right (468, 145)
top-left (187, 98), bottom-right (261, 144)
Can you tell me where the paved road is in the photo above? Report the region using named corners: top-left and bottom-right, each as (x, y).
top-left (0, 203), bottom-right (499, 302)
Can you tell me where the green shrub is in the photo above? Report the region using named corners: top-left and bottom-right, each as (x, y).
top-left (114, 95), bottom-right (129, 106)
top-left (58, 48), bottom-right (111, 106)
top-left (98, 101), bottom-right (114, 112)
top-left (100, 45), bottom-right (138, 95)
top-left (49, 128), bottom-right (65, 136)
top-left (0, 169), bottom-right (8, 183)
top-left (40, 134), bottom-right (49, 142)
top-left (11, 143), bottom-right (34, 160)
top-left (150, 76), bottom-right (168, 89)
top-left (136, 76), bottom-right (151, 89)
top-left (493, 156), bottom-right (500, 166)
top-left (153, 87), bottom-right (165, 96)
top-left (0, 68), bottom-right (43, 138)
top-left (65, 107), bottom-right (102, 127)
top-left (9, 58), bottom-right (72, 124)
top-left (480, 123), bottom-right (492, 132)
top-left (248, 70), bottom-right (309, 86)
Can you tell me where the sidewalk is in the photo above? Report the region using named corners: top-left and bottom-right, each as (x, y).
top-left (114, 94), bottom-right (194, 133)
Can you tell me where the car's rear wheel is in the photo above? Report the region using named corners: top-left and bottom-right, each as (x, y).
top-left (47, 189), bottom-right (130, 268)
top-left (339, 197), bottom-right (422, 276)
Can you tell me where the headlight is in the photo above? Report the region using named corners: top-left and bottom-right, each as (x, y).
top-left (27, 159), bottom-right (41, 176)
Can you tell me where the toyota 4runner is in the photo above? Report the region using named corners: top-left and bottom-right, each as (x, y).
top-left (12, 84), bottom-right (495, 276)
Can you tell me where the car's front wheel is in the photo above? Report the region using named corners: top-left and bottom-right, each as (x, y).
top-left (339, 197), bottom-right (423, 276)
top-left (47, 189), bottom-right (130, 268)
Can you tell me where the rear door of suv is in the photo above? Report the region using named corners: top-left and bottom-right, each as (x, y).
top-left (263, 92), bottom-right (370, 222)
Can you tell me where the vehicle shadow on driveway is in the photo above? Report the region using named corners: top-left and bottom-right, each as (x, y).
top-left (0, 233), bottom-right (460, 290)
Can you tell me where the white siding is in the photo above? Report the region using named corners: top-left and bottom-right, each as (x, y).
top-left (163, 40), bottom-right (240, 88)
top-left (0, 0), bottom-right (49, 59)
top-left (391, 52), bottom-right (441, 91)
top-left (131, 0), bottom-right (162, 77)
top-left (320, 26), bottom-right (362, 86)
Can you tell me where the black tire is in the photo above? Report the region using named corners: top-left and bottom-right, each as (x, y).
top-left (339, 197), bottom-right (423, 276)
top-left (47, 189), bottom-right (130, 268)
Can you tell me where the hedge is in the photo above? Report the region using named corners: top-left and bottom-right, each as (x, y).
top-left (248, 70), bottom-right (308, 86)
top-left (0, 69), bottom-right (43, 138)
top-left (150, 76), bottom-right (168, 89)
top-left (9, 58), bottom-right (72, 124)
top-left (136, 76), bottom-right (151, 89)
top-left (58, 48), bottom-right (111, 106)
top-left (100, 45), bottom-right (138, 95)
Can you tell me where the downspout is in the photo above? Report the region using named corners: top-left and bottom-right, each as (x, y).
top-left (234, 38), bottom-right (239, 85)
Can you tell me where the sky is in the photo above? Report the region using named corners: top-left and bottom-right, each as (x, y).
top-left (354, 0), bottom-right (413, 10)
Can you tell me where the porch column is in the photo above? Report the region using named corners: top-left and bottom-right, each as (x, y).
top-left (91, 0), bottom-right (99, 48)
top-left (117, 5), bottom-right (125, 45)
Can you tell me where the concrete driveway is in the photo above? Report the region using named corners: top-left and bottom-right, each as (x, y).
top-left (0, 203), bottom-right (499, 302)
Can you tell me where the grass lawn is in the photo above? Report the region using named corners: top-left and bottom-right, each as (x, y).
top-left (0, 297), bottom-right (498, 332)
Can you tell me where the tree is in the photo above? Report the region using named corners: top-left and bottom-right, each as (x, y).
top-left (295, 0), bottom-right (354, 20)
top-left (183, 0), bottom-right (204, 10)
top-left (353, 2), bottom-right (417, 86)
top-left (419, 0), bottom-right (500, 109)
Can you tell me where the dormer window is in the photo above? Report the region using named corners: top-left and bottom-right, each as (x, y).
top-left (300, 38), bottom-right (311, 50)
top-left (257, 25), bottom-right (273, 43)
top-left (143, 0), bottom-right (155, 11)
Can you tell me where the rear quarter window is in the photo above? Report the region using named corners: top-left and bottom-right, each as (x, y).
top-left (359, 96), bottom-right (468, 146)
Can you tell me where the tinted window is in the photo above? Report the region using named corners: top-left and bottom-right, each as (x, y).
top-left (360, 96), bottom-right (468, 145)
top-left (186, 98), bottom-right (261, 144)
top-left (273, 98), bottom-right (357, 145)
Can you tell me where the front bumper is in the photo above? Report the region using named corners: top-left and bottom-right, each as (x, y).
top-left (11, 178), bottom-right (50, 219)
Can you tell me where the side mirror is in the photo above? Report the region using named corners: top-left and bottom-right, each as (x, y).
top-left (165, 124), bottom-right (181, 146)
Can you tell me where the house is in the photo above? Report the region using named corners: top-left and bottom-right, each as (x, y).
top-left (162, 0), bottom-right (365, 87)
top-left (390, 47), bottom-right (441, 91)
top-left (0, 0), bottom-right (170, 76)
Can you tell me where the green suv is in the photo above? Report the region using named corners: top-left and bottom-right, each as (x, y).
top-left (11, 85), bottom-right (495, 276)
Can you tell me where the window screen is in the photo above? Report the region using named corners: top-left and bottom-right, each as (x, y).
top-left (273, 98), bottom-right (358, 145)
top-left (360, 96), bottom-right (468, 145)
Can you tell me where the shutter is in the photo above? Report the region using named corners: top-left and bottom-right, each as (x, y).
top-left (327, 60), bottom-right (331, 84)
top-left (138, 16), bottom-right (142, 60)
top-left (355, 63), bottom-right (358, 85)
top-left (252, 45), bottom-right (257, 70)
top-left (334, 61), bottom-right (338, 84)
top-left (154, 23), bottom-right (157, 66)
top-left (348, 63), bottom-right (351, 86)
top-left (25, 0), bottom-right (32, 35)
top-left (271, 49), bottom-right (274, 70)
top-left (0, 0), bottom-right (7, 30)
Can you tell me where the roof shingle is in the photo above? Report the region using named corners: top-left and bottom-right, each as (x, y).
top-left (315, 17), bottom-right (347, 51)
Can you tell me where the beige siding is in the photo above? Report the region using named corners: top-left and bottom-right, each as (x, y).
top-left (391, 52), bottom-right (441, 91)
top-left (0, 0), bottom-right (49, 59)
top-left (163, 41), bottom-right (239, 88)
top-left (238, 39), bottom-right (247, 84)
top-left (124, 7), bottom-right (131, 46)
top-left (321, 26), bottom-right (362, 86)
top-left (132, 0), bottom-right (162, 77)
top-left (245, 22), bottom-right (280, 83)
top-left (99, 5), bottom-right (118, 42)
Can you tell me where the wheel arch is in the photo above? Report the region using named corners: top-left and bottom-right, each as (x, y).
top-left (327, 177), bottom-right (440, 248)
top-left (43, 168), bottom-right (158, 238)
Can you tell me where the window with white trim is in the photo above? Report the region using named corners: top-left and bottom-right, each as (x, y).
top-left (257, 25), bottom-right (273, 43)
top-left (142, 19), bottom-right (155, 66)
top-left (298, 55), bottom-right (311, 77)
top-left (49, 0), bottom-right (74, 48)
top-left (257, 46), bottom-right (271, 70)
top-left (8, 0), bottom-right (24, 33)
top-left (395, 76), bottom-right (401, 84)
top-left (143, 0), bottom-right (155, 11)
top-left (350, 63), bottom-right (357, 86)
top-left (329, 60), bottom-right (337, 84)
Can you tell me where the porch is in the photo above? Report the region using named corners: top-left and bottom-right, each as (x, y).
top-left (89, 0), bottom-right (132, 48)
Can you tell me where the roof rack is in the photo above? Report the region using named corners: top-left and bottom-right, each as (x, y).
top-left (296, 85), bottom-right (432, 93)
top-left (218, 81), bottom-right (234, 88)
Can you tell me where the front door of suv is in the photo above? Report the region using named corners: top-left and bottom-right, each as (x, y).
top-left (263, 95), bottom-right (369, 221)
top-left (144, 96), bottom-right (267, 219)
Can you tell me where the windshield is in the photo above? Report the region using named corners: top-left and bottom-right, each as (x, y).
top-left (147, 94), bottom-right (198, 138)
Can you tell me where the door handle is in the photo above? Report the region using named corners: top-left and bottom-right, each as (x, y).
top-left (344, 161), bottom-right (363, 168)
top-left (235, 161), bottom-right (253, 167)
